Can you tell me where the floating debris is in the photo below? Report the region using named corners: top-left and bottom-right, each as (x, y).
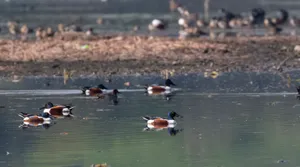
top-left (204, 71), bottom-right (219, 79)
top-left (124, 82), bottom-right (130, 86)
top-left (81, 44), bottom-right (90, 50)
top-left (91, 163), bottom-right (108, 167)
top-left (211, 71), bottom-right (219, 79)
top-left (60, 132), bottom-right (69, 135)
top-left (276, 159), bottom-right (288, 164)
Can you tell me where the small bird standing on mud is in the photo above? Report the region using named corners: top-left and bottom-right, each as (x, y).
top-left (39, 102), bottom-right (75, 118)
top-left (20, 24), bottom-right (33, 40)
top-left (148, 19), bottom-right (167, 31)
top-left (18, 112), bottom-right (53, 129)
top-left (82, 84), bottom-right (108, 96)
top-left (264, 18), bottom-right (282, 35)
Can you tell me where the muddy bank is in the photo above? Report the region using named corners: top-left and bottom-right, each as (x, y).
top-left (0, 35), bottom-right (299, 77)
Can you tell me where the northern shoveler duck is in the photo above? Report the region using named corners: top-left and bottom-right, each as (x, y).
top-left (98, 89), bottom-right (121, 105)
top-left (82, 84), bottom-right (108, 96)
top-left (264, 18), bottom-right (282, 35)
top-left (296, 86), bottom-right (300, 100)
top-left (142, 111), bottom-right (183, 130)
top-left (40, 102), bottom-right (74, 118)
top-left (18, 112), bottom-right (52, 129)
top-left (145, 79), bottom-right (176, 95)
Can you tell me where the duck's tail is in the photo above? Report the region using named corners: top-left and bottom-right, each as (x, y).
top-left (142, 116), bottom-right (151, 121)
top-left (18, 112), bottom-right (29, 118)
top-left (68, 106), bottom-right (75, 111)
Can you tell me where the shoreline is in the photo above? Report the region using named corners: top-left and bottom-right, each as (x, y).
top-left (0, 35), bottom-right (299, 77)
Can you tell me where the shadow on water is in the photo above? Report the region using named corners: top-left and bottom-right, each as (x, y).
top-left (1, 71), bottom-right (300, 167)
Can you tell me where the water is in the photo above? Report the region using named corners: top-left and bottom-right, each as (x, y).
top-left (0, 72), bottom-right (300, 166)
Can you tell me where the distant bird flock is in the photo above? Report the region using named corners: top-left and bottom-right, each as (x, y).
top-left (3, 0), bottom-right (300, 40)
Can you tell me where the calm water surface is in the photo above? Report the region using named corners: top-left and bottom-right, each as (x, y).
top-left (1, 72), bottom-right (300, 167)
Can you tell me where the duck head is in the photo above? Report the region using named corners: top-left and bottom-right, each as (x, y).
top-left (165, 79), bottom-right (176, 86)
top-left (97, 84), bottom-right (107, 89)
top-left (168, 111), bottom-right (183, 120)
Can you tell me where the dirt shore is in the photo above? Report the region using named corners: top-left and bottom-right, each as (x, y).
top-left (0, 34), bottom-right (299, 77)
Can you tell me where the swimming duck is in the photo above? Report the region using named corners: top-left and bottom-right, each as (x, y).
top-left (18, 112), bottom-right (52, 128)
top-left (145, 79), bottom-right (176, 94)
top-left (40, 102), bottom-right (74, 118)
top-left (82, 84), bottom-right (108, 96)
top-left (142, 111), bottom-right (183, 129)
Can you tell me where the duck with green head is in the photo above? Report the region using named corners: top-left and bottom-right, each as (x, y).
top-left (142, 111), bottom-right (183, 130)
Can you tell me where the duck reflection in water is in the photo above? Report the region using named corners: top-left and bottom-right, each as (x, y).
top-left (143, 127), bottom-right (183, 136)
top-left (18, 112), bottom-right (54, 129)
top-left (145, 91), bottom-right (177, 101)
top-left (98, 89), bottom-right (121, 105)
top-left (296, 86), bottom-right (300, 100)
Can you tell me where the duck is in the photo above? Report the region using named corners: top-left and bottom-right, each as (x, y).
top-left (98, 89), bottom-right (121, 105)
top-left (40, 102), bottom-right (74, 118)
top-left (142, 111), bottom-right (183, 130)
top-left (82, 84), bottom-right (108, 96)
top-left (18, 112), bottom-right (52, 128)
top-left (145, 79), bottom-right (176, 94)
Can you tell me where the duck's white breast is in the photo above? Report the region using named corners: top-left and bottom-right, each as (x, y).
top-left (43, 108), bottom-right (51, 114)
top-left (167, 120), bottom-right (177, 124)
top-left (147, 120), bottom-right (155, 124)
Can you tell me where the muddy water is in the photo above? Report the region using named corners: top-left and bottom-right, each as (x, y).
top-left (0, 72), bottom-right (300, 166)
